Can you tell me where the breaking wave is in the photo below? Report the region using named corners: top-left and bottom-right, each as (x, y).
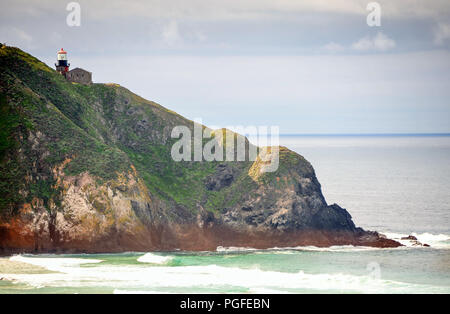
top-left (2, 258), bottom-right (447, 294)
top-left (2, 232), bottom-right (448, 294)
top-left (216, 231), bottom-right (450, 252)
top-left (137, 253), bottom-right (173, 265)
top-left (216, 245), bottom-right (379, 253)
top-left (9, 255), bottom-right (103, 270)
top-left (382, 232), bottom-right (450, 249)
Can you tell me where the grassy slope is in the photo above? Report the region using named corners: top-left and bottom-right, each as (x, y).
top-left (0, 46), bottom-right (132, 216)
top-left (0, 46), bottom-right (262, 218)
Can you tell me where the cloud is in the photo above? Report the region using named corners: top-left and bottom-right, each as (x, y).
top-left (0, 26), bottom-right (33, 48)
top-left (352, 32), bottom-right (396, 52)
top-left (13, 27), bottom-right (32, 42)
top-left (161, 20), bottom-right (182, 46)
top-left (3, 0), bottom-right (450, 21)
top-left (323, 33), bottom-right (396, 54)
top-left (193, 31), bottom-right (207, 42)
top-left (434, 23), bottom-right (450, 45)
top-left (323, 42), bottom-right (345, 53)
top-left (0, 0), bottom-right (447, 58)
top-left (67, 50), bottom-right (450, 133)
top-left (159, 20), bottom-right (209, 47)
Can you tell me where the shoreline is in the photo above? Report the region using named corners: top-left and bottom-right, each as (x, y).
top-left (0, 257), bottom-right (55, 274)
top-left (0, 227), bottom-right (401, 256)
top-left (2, 229), bottom-right (447, 257)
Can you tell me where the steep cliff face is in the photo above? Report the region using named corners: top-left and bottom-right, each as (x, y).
top-left (0, 46), bottom-right (399, 253)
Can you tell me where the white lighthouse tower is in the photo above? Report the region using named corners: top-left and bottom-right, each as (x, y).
top-left (55, 48), bottom-right (70, 77)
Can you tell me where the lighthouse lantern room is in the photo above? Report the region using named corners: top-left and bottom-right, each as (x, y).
top-left (55, 48), bottom-right (70, 77)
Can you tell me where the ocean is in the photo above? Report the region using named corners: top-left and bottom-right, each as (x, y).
top-left (0, 135), bottom-right (449, 294)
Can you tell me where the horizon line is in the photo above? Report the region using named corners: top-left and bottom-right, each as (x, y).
top-left (279, 133), bottom-right (450, 137)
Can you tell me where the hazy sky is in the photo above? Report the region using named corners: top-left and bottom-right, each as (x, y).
top-left (1, 0), bottom-right (450, 133)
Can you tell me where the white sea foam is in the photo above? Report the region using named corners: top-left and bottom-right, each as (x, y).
top-left (382, 232), bottom-right (450, 249)
top-left (3, 256), bottom-right (448, 294)
top-left (137, 253), bottom-right (173, 264)
top-left (9, 255), bottom-right (103, 270)
top-left (113, 289), bottom-right (171, 294)
top-left (216, 231), bottom-right (450, 253)
top-left (413, 232), bottom-right (450, 246)
top-left (217, 245), bottom-right (388, 253)
top-left (284, 245), bottom-right (379, 252)
top-left (216, 246), bottom-right (258, 252)
top-left (4, 233), bottom-right (449, 294)
top-left (248, 287), bottom-right (289, 294)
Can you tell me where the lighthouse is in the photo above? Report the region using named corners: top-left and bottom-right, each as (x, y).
top-left (55, 48), bottom-right (70, 77)
top-left (54, 48), bottom-right (93, 84)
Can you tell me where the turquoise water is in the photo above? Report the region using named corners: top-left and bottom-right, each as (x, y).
top-left (0, 135), bottom-right (449, 293)
top-left (0, 244), bottom-right (449, 294)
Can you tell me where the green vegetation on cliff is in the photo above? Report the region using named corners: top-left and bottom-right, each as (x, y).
top-left (0, 46), bottom-right (259, 217)
top-left (0, 46), bottom-right (331, 223)
top-left (0, 45), bottom-right (401, 253)
top-left (0, 45), bottom-right (377, 253)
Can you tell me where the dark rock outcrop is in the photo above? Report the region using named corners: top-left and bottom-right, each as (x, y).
top-left (401, 235), bottom-right (418, 241)
top-left (205, 164), bottom-right (235, 191)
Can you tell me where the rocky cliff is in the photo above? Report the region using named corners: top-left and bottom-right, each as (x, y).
top-left (0, 46), bottom-right (399, 253)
